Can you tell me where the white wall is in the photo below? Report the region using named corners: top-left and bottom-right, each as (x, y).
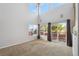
top-left (72, 3), bottom-right (78, 56)
top-left (78, 3), bottom-right (79, 56)
top-left (0, 4), bottom-right (37, 49)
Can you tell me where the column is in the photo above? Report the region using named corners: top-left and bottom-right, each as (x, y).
top-left (47, 22), bottom-right (51, 41)
top-left (37, 24), bottom-right (40, 39)
top-left (67, 19), bottom-right (72, 47)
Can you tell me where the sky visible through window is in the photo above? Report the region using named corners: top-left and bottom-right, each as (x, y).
top-left (28, 3), bottom-right (64, 14)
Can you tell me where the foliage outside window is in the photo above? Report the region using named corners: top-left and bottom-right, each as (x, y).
top-left (51, 24), bottom-right (65, 33)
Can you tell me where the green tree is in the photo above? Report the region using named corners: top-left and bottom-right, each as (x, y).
top-left (51, 24), bottom-right (65, 33)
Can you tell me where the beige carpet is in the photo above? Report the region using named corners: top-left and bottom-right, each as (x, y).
top-left (0, 39), bottom-right (72, 56)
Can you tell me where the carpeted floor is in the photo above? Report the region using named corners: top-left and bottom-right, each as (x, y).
top-left (0, 39), bottom-right (72, 56)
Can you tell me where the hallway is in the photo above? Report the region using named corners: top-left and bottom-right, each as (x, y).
top-left (0, 40), bottom-right (72, 56)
